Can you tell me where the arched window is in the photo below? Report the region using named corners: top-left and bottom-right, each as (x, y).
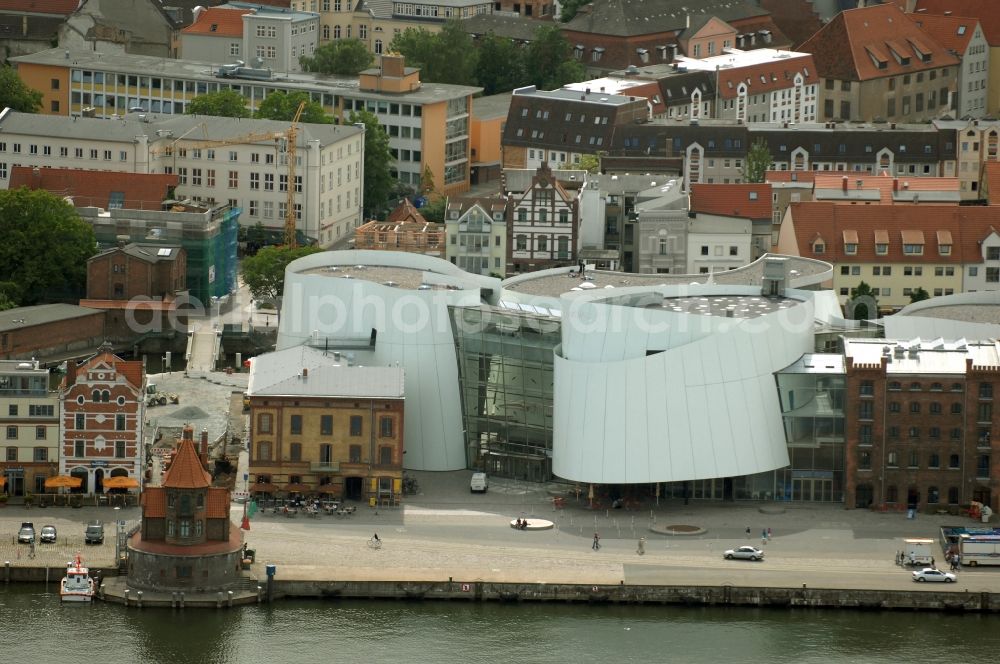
top-left (333, 25), bottom-right (341, 39)
top-left (323, 25), bottom-right (330, 40)
top-left (102, 390), bottom-right (111, 402)
top-left (375, 39), bottom-right (383, 54)
top-left (92, 390), bottom-right (101, 402)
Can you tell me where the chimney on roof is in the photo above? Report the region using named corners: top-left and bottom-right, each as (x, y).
top-left (200, 428), bottom-right (209, 469)
top-left (116, 234), bottom-right (128, 248)
top-left (842, 176), bottom-right (848, 192)
top-left (893, 179), bottom-right (898, 192)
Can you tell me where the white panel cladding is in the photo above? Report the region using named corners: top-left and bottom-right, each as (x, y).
top-left (552, 289), bottom-right (815, 484)
top-left (278, 250), bottom-right (500, 471)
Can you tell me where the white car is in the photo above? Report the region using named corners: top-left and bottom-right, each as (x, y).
top-left (724, 545), bottom-right (765, 561)
top-left (912, 568), bottom-right (956, 583)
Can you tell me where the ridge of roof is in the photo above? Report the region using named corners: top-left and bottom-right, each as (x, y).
top-left (162, 438), bottom-right (212, 489)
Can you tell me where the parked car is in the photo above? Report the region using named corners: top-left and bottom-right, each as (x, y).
top-left (17, 522), bottom-right (35, 544)
top-left (724, 545), bottom-right (765, 561)
top-left (912, 568), bottom-right (956, 583)
top-left (84, 521), bottom-right (104, 545)
top-left (470, 472), bottom-right (488, 493)
top-left (39, 525), bottom-right (57, 544)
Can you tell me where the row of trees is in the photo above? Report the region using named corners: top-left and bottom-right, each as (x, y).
top-left (292, 26), bottom-right (586, 95)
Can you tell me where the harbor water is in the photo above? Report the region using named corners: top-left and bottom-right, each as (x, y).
top-left (2, 584), bottom-right (998, 663)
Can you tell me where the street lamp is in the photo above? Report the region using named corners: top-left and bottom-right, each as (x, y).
top-left (113, 506), bottom-right (122, 564)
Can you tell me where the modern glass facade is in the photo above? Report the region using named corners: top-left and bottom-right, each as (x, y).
top-left (449, 305), bottom-right (559, 482)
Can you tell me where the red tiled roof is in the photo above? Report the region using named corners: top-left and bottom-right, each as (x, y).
top-left (812, 172), bottom-right (959, 203)
top-left (71, 351), bottom-right (144, 392)
top-left (161, 439), bottom-right (211, 489)
top-left (799, 4), bottom-right (959, 82)
top-left (385, 198), bottom-right (429, 224)
top-left (206, 487), bottom-right (229, 519)
top-left (787, 201), bottom-right (998, 263)
top-left (909, 13), bottom-right (980, 54)
top-left (985, 162), bottom-right (1000, 204)
top-left (717, 54), bottom-right (816, 100)
top-left (914, 0), bottom-right (1000, 45)
top-left (689, 183), bottom-right (772, 219)
top-left (181, 7), bottom-right (246, 37)
top-left (9, 167), bottom-right (177, 210)
top-left (142, 488), bottom-right (167, 518)
top-left (0, 0), bottom-right (79, 15)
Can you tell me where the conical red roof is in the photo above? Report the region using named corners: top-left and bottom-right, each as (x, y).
top-left (162, 438), bottom-right (211, 489)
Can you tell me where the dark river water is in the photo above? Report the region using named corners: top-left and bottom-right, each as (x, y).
top-left (2, 584), bottom-right (997, 663)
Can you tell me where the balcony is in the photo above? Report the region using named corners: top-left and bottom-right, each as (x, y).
top-left (309, 461), bottom-right (341, 472)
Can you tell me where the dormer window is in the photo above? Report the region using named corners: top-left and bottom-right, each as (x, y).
top-left (843, 230), bottom-right (858, 254)
top-left (940, 244), bottom-right (952, 256)
top-left (845, 243), bottom-right (857, 254)
top-left (937, 230), bottom-right (952, 256)
top-left (813, 242), bottom-right (825, 254)
top-left (876, 244), bottom-right (888, 255)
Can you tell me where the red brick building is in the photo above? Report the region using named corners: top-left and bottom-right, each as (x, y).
top-left (0, 304), bottom-right (106, 362)
top-left (60, 349), bottom-right (145, 494)
top-left (86, 243), bottom-right (187, 301)
top-left (9, 167), bottom-right (177, 211)
top-left (844, 338), bottom-right (1000, 512)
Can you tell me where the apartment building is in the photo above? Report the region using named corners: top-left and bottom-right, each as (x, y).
top-left (445, 197), bottom-right (508, 277)
top-left (247, 345), bottom-right (405, 503)
top-left (934, 118), bottom-right (1000, 198)
top-left (688, 183), bottom-right (773, 265)
top-left (909, 14), bottom-right (989, 118)
top-left (842, 338), bottom-right (1000, 511)
top-left (60, 350), bottom-right (146, 494)
top-left (800, 4), bottom-right (960, 123)
top-left (501, 86), bottom-right (649, 170)
top-left (0, 109), bottom-right (364, 247)
top-left (181, 4), bottom-right (320, 74)
top-left (10, 49), bottom-right (479, 195)
top-left (777, 201), bottom-right (1000, 310)
top-left (506, 163), bottom-right (581, 273)
top-left (0, 361), bottom-right (59, 497)
top-left (913, 0), bottom-right (1000, 115)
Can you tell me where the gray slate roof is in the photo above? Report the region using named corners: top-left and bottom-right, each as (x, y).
top-left (473, 92), bottom-right (512, 120)
top-left (562, 0), bottom-right (768, 38)
top-left (0, 304), bottom-right (104, 333)
top-left (92, 243), bottom-right (183, 263)
top-left (248, 345), bottom-right (405, 399)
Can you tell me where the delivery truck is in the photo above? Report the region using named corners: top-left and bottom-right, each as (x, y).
top-left (959, 534), bottom-right (1000, 566)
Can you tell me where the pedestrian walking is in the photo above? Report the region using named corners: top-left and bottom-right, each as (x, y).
top-left (592, 532), bottom-right (601, 550)
top-left (745, 526), bottom-right (751, 538)
top-left (637, 537), bottom-right (646, 555)
top-left (762, 528), bottom-right (767, 540)
top-left (931, 556), bottom-right (936, 568)
top-left (955, 553), bottom-right (961, 568)
top-left (767, 527), bottom-right (772, 540)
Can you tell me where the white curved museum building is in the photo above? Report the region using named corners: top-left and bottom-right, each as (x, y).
top-left (277, 250), bottom-right (839, 489)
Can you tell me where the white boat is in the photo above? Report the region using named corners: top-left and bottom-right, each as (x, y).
top-left (60, 552), bottom-right (96, 603)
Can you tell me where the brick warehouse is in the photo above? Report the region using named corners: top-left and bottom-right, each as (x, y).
top-left (844, 338), bottom-right (1000, 512)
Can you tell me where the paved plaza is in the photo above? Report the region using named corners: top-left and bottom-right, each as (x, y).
top-left (3, 471), bottom-right (998, 593)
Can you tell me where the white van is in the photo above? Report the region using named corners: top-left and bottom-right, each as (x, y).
top-left (470, 472), bottom-right (488, 493)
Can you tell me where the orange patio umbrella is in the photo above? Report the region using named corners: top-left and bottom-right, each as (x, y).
top-left (44, 475), bottom-right (83, 489)
top-left (103, 476), bottom-right (140, 490)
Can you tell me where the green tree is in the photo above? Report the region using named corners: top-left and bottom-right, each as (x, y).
top-left (0, 282), bottom-right (18, 311)
top-left (0, 188), bottom-right (96, 305)
top-left (255, 91), bottom-right (331, 124)
top-left (576, 153), bottom-right (601, 173)
top-left (848, 281), bottom-right (879, 320)
top-left (187, 89), bottom-right (251, 118)
top-left (241, 245), bottom-right (323, 301)
top-left (0, 66), bottom-right (42, 113)
top-left (525, 25), bottom-right (585, 90)
top-left (348, 110), bottom-right (394, 217)
top-left (475, 32), bottom-right (526, 95)
top-left (909, 287), bottom-right (931, 303)
top-left (391, 21), bottom-right (477, 85)
top-left (420, 164), bottom-right (436, 194)
top-left (299, 39), bottom-right (373, 75)
top-left (419, 196), bottom-right (446, 223)
top-left (559, 0), bottom-right (589, 22)
top-left (743, 137), bottom-right (773, 183)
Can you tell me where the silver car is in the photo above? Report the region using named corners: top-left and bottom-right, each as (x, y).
top-left (17, 523), bottom-right (35, 544)
top-left (39, 525), bottom-right (57, 544)
top-left (912, 567), bottom-right (956, 583)
top-left (724, 545), bottom-right (765, 561)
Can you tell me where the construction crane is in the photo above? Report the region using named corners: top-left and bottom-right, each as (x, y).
top-left (149, 100), bottom-right (308, 247)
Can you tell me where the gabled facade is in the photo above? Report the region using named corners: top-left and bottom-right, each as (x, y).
top-left (59, 0), bottom-right (178, 58)
top-left (60, 350), bottom-right (145, 494)
top-left (800, 4), bottom-right (961, 122)
top-left (0, 361), bottom-right (58, 497)
top-left (86, 243), bottom-right (187, 301)
top-left (909, 14), bottom-right (989, 118)
top-left (505, 163), bottom-right (580, 273)
top-left (445, 198), bottom-right (508, 277)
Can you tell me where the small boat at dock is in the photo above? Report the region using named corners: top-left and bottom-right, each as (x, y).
top-left (60, 552), bottom-right (96, 603)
